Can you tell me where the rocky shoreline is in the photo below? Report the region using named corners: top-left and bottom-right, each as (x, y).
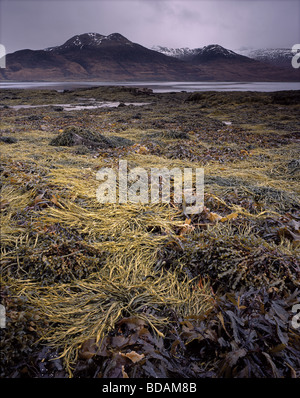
top-left (0, 86), bottom-right (299, 378)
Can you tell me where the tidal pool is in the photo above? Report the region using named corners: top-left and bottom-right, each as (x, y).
top-left (7, 101), bottom-right (151, 111)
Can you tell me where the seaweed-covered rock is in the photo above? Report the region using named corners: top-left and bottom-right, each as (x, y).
top-left (52, 106), bottom-right (64, 112)
top-left (27, 115), bottom-right (43, 121)
top-left (185, 92), bottom-right (203, 102)
top-left (272, 91), bottom-right (300, 105)
top-left (50, 126), bottom-right (133, 149)
top-left (146, 129), bottom-right (190, 140)
top-left (0, 136), bottom-right (18, 144)
top-left (287, 159), bottom-right (300, 173)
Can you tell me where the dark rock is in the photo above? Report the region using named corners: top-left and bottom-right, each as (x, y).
top-left (132, 113), bottom-right (142, 119)
top-left (27, 115), bottom-right (43, 121)
top-left (0, 136), bottom-right (18, 144)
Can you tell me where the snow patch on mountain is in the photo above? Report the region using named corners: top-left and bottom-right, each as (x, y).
top-left (151, 45), bottom-right (199, 58)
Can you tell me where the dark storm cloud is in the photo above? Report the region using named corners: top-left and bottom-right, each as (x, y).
top-left (0, 0), bottom-right (299, 54)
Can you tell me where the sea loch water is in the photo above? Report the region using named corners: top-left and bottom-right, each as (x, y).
top-left (0, 81), bottom-right (299, 92)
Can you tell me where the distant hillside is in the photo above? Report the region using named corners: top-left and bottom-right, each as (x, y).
top-left (235, 48), bottom-right (295, 69)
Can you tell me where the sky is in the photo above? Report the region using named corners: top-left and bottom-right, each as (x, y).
top-left (0, 0), bottom-right (299, 54)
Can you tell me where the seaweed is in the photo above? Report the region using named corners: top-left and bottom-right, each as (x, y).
top-left (181, 288), bottom-right (300, 378)
top-left (1, 87), bottom-right (300, 378)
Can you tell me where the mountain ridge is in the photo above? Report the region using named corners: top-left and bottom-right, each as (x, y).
top-left (153, 43), bottom-right (296, 69)
top-left (0, 32), bottom-right (298, 82)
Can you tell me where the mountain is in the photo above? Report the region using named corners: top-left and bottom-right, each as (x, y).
top-left (0, 33), bottom-right (299, 82)
top-left (152, 43), bottom-right (299, 81)
top-left (188, 44), bottom-right (252, 63)
top-left (0, 32), bottom-right (207, 82)
top-left (152, 44), bottom-right (253, 62)
top-left (45, 33), bottom-right (134, 53)
top-left (153, 44), bottom-right (297, 71)
top-left (235, 48), bottom-right (294, 69)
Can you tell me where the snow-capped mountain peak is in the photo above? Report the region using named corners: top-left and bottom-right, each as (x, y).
top-left (200, 44), bottom-right (237, 57)
top-left (44, 32), bottom-right (133, 52)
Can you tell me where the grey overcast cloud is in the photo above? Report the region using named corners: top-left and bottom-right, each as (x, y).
top-left (0, 0), bottom-right (299, 54)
